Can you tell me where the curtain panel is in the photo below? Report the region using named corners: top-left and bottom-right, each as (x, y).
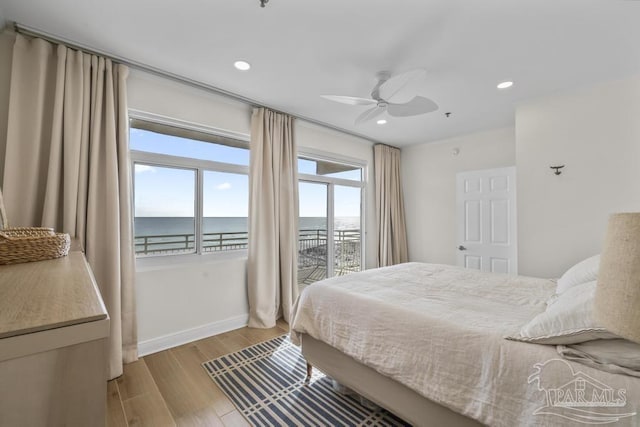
top-left (247, 107), bottom-right (299, 328)
top-left (374, 144), bottom-right (409, 267)
top-left (2, 34), bottom-right (137, 379)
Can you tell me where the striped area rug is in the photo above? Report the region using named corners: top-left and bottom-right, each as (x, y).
top-left (202, 335), bottom-right (409, 426)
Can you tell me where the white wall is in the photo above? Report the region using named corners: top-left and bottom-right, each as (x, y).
top-left (402, 127), bottom-right (515, 265)
top-left (128, 71), bottom-right (374, 354)
top-left (134, 254), bottom-right (250, 355)
top-left (516, 75), bottom-right (640, 278)
top-left (403, 75), bottom-right (640, 278)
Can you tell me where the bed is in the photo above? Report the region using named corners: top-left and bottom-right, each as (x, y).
top-left (290, 262), bottom-right (640, 427)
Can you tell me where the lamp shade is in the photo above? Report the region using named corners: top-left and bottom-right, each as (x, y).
top-left (594, 213), bottom-right (640, 344)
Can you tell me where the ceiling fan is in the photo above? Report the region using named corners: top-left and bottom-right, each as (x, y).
top-left (321, 69), bottom-right (438, 125)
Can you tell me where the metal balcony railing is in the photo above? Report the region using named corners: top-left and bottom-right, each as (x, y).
top-left (134, 231), bottom-right (248, 255)
top-left (134, 228), bottom-right (361, 283)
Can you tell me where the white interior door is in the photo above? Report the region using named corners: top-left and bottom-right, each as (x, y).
top-left (456, 167), bottom-right (517, 274)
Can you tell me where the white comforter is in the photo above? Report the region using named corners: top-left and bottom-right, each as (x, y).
top-left (290, 263), bottom-right (640, 427)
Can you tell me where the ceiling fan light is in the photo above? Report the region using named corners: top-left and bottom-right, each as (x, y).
top-left (234, 60), bottom-right (251, 71)
top-left (497, 81), bottom-right (514, 89)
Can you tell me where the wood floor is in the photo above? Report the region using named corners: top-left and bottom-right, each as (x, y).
top-left (107, 320), bottom-right (289, 427)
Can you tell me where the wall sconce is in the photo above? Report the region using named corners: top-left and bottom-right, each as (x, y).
top-left (550, 165), bottom-right (565, 175)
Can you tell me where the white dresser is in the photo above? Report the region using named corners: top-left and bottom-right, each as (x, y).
top-left (0, 251), bottom-right (110, 426)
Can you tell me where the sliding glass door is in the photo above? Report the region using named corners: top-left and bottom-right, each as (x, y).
top-left (297, 155), bottom-right (365, 289)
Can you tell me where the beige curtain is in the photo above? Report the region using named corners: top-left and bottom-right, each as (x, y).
top-left (374, 144), bottom-right (409, 266)
top-left (2, 34), bottom-right (136, 379)
top-left (248, 108), bottom-right (299, 328)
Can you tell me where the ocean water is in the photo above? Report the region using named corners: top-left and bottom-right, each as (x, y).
top-left (134, 216), bottom-right (360, 237)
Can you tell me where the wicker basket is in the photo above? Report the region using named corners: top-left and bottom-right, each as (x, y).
top-left (0, 228), bottom-right (70, 265)
top-left (0, 190), bottom-right (71, 265)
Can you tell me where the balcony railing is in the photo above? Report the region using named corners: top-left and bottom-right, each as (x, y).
top-left (134, 231), bottom-right (248, 255)
top-left (135, 229), bottom-right (361, 284)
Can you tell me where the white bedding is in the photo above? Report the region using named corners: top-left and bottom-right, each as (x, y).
top-left (290, 263), bottom-right (640, 427)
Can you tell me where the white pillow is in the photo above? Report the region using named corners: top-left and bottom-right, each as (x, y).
top-left (557, 339), bottom-right (640, 378)
top-left (507, 281), bottom-right (618, 345)
top-left (556, 254), bottom-right (600, 294)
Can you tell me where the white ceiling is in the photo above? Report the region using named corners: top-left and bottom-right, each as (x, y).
top-left (2, 0), bottom-right (640, 146)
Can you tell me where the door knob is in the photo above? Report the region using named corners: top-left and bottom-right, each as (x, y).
top-left (458, 245), bottom-right (467, 251)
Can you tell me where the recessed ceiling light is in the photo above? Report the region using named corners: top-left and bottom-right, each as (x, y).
top-left (376, 119), bottom-right (387, 125)
top-left (234, 60), bottom-right (251, 71)
top-left (497, 81), bottom-right (514, 89)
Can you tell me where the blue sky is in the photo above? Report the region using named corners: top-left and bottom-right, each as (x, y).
top-left (131, 128), bottom-right (361, 218)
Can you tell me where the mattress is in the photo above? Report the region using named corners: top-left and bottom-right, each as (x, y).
top-left (290, 262), bottom-right (640, 427)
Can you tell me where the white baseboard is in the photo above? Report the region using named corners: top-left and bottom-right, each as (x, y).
top-left (137, 314), bottom-right (249, 357)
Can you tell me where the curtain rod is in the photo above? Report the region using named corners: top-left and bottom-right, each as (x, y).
top-left (12, 22), bottom-right (382, 145)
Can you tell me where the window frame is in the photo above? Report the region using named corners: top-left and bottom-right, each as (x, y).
top-left (297, 147), bottom-right (367, 277)
top-left (129, 111), bottom-right (250, 260)
top-left (128, 111), bottom-right (368, 272)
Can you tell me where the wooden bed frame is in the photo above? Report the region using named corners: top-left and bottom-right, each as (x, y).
top-left (301, 334), bottom-right (483, 427)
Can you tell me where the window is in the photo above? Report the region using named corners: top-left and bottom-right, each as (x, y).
top-left (134, 164), bottom-right (196, 255)
top-left (202, 171), bottom-right (249, 252)
top-left (297, 154), bottom-right (365, 287)
top-left (130, 116), bottom-right (366, 273)
top-left (130, 117), bottom-right (249, 257)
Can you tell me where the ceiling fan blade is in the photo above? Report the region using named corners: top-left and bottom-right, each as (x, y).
top-left (387, 96), bottom-right (438, 117)
top-left (355, 106), bottom-right (385, 125)
top-left (321, 95), bottom-right (377, 106)
top-left (378, 69), bottom-right (427, 103)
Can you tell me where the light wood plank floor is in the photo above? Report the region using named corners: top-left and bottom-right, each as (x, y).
top-left (107, 320), bottom-right (289, 427)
